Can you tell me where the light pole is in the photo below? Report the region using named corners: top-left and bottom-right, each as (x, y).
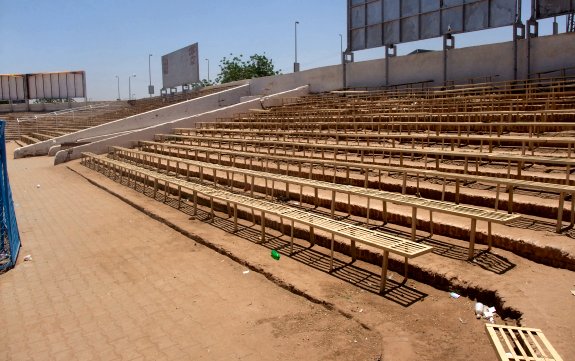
top-left (128, 74), bottom-right (136, 100)
top-left (148, 54), bottom-right (153, 97)
top-left (205, 58), bottom-right (210, 82)
top-left (115, 75), bottom-right (120, 100)
top-left (339, 34), bottom-right (343, 64)
top-left (294, 21), bottom-right (300, 72)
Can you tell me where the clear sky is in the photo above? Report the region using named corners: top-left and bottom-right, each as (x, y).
top-left (0, 0), bottom-right (566, 100)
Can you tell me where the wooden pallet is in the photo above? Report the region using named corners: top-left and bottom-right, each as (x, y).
top-left (485, 324), bottom-right (563, 361)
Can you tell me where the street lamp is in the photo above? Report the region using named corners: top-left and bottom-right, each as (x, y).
top-left (148, 54), bottom-right (153, 97)
top-left (294, 21), bottom-right (300, 72)
top-left (115, 75), bottom-right (121, 100)
top-left (128, 74), bottom-right (136, 100)
top-left (205, 58), bottom-right (210, 82)
top-left (339, 34), bottom-right (343, 64)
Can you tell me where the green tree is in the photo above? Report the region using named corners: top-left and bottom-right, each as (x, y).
top-left (216, 53), bottom-right (281, 83)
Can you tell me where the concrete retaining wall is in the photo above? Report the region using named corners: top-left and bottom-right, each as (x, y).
top-left (53, 86), bottom-right (310, 164)
top-left (252, 32), bottom-right (575, 92)
top-left (15, 84), bottom-right (251, 158)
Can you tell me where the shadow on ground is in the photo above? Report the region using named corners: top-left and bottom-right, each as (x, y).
top-left (104, 171), bottom-right (428, 307)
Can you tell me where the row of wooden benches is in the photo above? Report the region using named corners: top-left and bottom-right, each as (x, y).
top-left (157, 134), bottom-right (575, 184)
top-left (202, 120), bottom-right (575, 137)
top-left (173, 128), bottom-right (575, 156)
top-left (138, 141), bottom-right (575, 233)
top-left (226, 109), bottom-right (575, 124)
top-left (274, 91), bottom-right (575, 114)
top-left (109, 145), bottom-right (520, 259)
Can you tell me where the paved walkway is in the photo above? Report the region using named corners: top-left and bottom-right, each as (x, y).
top-left (0, 144), bottom-right (379, 361)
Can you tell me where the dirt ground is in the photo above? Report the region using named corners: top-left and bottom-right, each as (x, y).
top-left (1, 141), bottom-right (573, 360)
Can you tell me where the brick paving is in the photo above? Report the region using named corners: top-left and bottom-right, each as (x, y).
top-left (0, 144), bottom-right (378, 361)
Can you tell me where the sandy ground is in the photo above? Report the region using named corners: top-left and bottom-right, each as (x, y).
top-left (2, 140), bottom-right (574, 360)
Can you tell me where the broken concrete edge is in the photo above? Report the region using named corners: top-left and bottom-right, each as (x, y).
top-left (52, 85), bottom-right (310, 165)
top-left (67, 162), bottom-right (523, 323)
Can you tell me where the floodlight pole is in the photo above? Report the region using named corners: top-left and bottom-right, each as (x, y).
top-left (205, 58), bottom-right (210, 82)
top-left (339, 34), bottom-right (343, 64)
top-left (128, 74), bottom-right (136, 100)
top-left (294, 21), bottom-right (300, 72)
top-left (148, 54), bottom-right (153, 97)
top-left (443, 34), bottom-right (455, 87)
top-left (115, 75), bottom-right (121, 101)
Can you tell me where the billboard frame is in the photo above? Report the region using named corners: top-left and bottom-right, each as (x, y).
top-left (347, 0), bottom-right (519, 51)
top-left (161, 43), bottom-right (200, 91)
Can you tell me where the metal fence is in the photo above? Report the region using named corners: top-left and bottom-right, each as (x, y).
top-left (0, 120), bottom-right (21, 271)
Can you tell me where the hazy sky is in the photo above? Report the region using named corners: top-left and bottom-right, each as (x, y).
top-left (0, 0), bottom-right (566, 100)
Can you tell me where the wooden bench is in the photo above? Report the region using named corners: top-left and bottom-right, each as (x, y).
top-left (139, 141), bottom-right (575, 233)
top-left (81, 152), bottom-right (433, 292)
top-left (485, 324), bottom-right (563, 361)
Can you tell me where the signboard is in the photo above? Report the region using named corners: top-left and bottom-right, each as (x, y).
top-left (536, 0), bottom-right (575, 19)
top-left (0, 74), bottom-right (26, 101)
top-left (349, 0), bottom-right (517, 51)
top-left (161, 43), bottom-right (200, 89)
top-left (27, 71), bottom-right (86, 100)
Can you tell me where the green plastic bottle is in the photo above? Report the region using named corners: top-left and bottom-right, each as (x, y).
top-left (271, 250), bottom-right (280, 260)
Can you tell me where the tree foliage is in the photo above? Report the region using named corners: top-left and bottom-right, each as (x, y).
top-left (216, 54), bottom-right (281, 83)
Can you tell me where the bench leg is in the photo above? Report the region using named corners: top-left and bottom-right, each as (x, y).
top-left (260, 211), bottom-right (265, 243)
top-left (366, 198), bottom-right (370, 225)
top-left (290, 220), bottom-right (295, 254)
top-left (557, 193), bottom-right (565, 233)
top-left (382, 201), bottom-right (387, 225)
top-left (233, 204), bottom-right (238, 232)
top-left (329, 234), bottom-right (335, 272)
top-left (380, 251), bottom-right (390, 293)
top-left (331, 191), bottom-right (336, 217)
top-left (310, 226), bottom-right (315, 246)
top-left (508, 186), bottom-right (514, 214)
top-left (571, 196), bottom-right (575, 228)
top-left (429, 211), bottom-right (434, 237)
top-left (210, 197), bottom-right (214, 222)
top-left (487, 222), bottom-right (492, 251)
top-left (468, 219), bottom-right (477, 260)
top-left (411, 207), bottom-right (417, 241)
top-left (404, 257), bottom-right (409, 282)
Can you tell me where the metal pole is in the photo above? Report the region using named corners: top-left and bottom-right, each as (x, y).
top-left (115, 75), bottom-right (120, 100)
top-left (295, 21), bottom-right (298, 63)
top-left (205, 58), bottom-right (210, 82)
top-left (148, 54), bottom-right (152, 98)
top-left (129, 74), bottom-right (136, 100)
top-left (339, 34), bottom-right (343, 64)
top-left (294, 21), bottom-right (300, 72)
